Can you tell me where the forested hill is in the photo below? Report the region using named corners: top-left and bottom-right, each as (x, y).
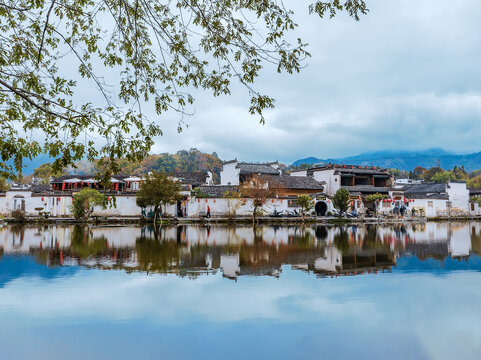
top-left (66, 149), bottom-right (223, 175)
top-left (292, 149), bottom-right (481, 172)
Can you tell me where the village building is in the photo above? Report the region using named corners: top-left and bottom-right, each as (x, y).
top-left (291, 163), bottom-right (394, 215)
top-left (291, 163), bottom-right (393, 197)
top-left (378, 181), bottom-right (471, 217)
top-left (220, 160), bottom-right (281, 185)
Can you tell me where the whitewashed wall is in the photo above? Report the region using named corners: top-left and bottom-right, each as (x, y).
top-left (447, 182), bottom-right (470, 211)
top-left (185, 197), bottom-right (303, 217)
top-left (220, 162), bottom-right (240, 185)
top-left (311, 169), bottom-right (339, 196)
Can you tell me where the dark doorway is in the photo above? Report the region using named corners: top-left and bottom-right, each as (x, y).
top-left (177, 200), bottom-right (184, 217)
top-left (315, 201), bottom-right (328, 216)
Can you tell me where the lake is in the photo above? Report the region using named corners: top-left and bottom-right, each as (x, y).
top-left (1, 222), bottom-right (480, 360)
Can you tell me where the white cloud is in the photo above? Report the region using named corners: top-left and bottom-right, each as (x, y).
top-left (142, 0), bottom-right (481, 163)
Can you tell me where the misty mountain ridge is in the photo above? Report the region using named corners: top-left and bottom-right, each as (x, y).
top-left (292, 149), bottom-right (481, 172)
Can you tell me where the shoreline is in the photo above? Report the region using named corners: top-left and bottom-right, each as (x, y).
top-left (2, 215), bottom-right (481, 225)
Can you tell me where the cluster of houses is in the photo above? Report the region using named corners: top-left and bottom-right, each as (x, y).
top-left (0, 159), bottom-right (480, 219)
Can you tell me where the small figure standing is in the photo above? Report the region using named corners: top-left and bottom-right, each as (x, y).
top-left (207, 205), bottom-right (211, 218)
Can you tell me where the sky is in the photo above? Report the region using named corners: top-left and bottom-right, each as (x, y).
top-left (135, 0), bottom-right (481, 163)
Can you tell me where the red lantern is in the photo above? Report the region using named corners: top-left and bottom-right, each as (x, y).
top-left (41, 197), bottom-right (44, 201)
top-left (57, 197), bottom-right (60, 201)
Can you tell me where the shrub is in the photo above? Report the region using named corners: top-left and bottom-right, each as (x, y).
top-left (71, 189), bottom-right (106, 220)
top-left (11, 209), bottom-right (26, 222)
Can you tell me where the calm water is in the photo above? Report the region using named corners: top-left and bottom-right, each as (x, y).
top-left (1, 223), bottom-right (481, 359)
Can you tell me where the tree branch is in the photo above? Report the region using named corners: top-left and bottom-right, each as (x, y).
top-left (37, 0), bottom-right (56, 67)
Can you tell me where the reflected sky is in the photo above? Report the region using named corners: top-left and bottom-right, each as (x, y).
top-left (0, 223), bottom-right (480, 360)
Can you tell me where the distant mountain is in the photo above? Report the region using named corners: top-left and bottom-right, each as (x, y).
top-left (292, 149), bottom-right (481, 172)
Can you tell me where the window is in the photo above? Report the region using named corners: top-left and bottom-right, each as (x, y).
top-left (428, 201), bottom-right (433, 208)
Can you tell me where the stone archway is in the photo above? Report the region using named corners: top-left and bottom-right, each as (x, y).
top-left (315, 201), bottom-right (328, 216)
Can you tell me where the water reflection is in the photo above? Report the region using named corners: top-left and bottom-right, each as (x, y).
top-left (1, 222), bottom-right (480, 280)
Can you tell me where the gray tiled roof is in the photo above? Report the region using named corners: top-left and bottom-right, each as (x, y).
top-left (403, 183), bottom-right (447, 194)
top-left (198, 185), bottom-right (239, 197)
top-left (402, 183), bottom-right (449, 199)
top-left (306, 164), bottom-right (391, 176)
top-left (32, 185), bottom-right (51, 193)
top-left (173, 172), bottom-right (207, 186)
top-left (264, 175), bottom-right (324, 190)
top-left (470, 188), bottom-right (481, 195)
top-left (238, 163), bottom-right (280, 175)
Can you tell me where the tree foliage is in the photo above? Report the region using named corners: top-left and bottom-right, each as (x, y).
top-left (421, 166), bottom-right (468, 183)
top-left (296, 194), bottom-right (314, 219)
top-left (365, 193), bottom-right (388, 203)
top-left (0, 176), bottom-right (8, 191)
top-left (136, 171), bottom-right (182, 222)
top-left (0, 0), bottom-right (367, 179)
top-left (333, 188), bottom-right (350, 217)
top-left (33, 162), bottom-right (63, 184)
top-left (71, 188), bottom-right (106, 220)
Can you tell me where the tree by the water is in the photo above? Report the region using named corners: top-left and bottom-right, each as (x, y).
top-left (136, 171), bottom-right (182, 224)
top-left (71, 188), bottom-right (106, 220)
top-left (296, 194), bottom-right (314, 220)
top-left (332, 188), bottom-right (350, 217)
top-left (0, 1), bottom-right (367, 179)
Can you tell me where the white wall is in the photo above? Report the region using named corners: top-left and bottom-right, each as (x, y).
top-left (447, 182), bottom-right (469, 212)
top-left (220, 162), bottom-right (240, 185)
top-left (311, 169), bottom-right (339, 196)
top-left (186, 197), bottom-right (303, 217)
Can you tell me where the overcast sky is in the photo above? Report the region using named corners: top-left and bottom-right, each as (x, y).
top-left (135, 1), bottom-right (481, 163)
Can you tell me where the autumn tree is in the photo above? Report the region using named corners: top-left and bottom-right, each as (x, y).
top-left (136, 171), bottom-right (182, 224)
top-left (333, 188), bottom-right (350, 217)
top-left (240, 175), bottom-right (273, 224)
top-left (422, 167), bottom-right (444, 181)
top-left (0, 1), bottom-right (367, 179)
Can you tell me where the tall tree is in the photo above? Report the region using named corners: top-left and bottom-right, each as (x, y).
top-left (333, 188), bottom-right (350, 217)
top-left (0, 1), bottom-right (367, 179)
top-left (136, 171), bottom-right (182, 224)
